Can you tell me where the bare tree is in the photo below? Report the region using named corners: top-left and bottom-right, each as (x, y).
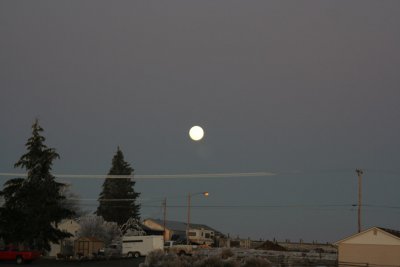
top-left (77, 215), bottom-right (122, 246)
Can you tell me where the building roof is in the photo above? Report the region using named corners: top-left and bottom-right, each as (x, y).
top-left (141, 224), bottom-right (164, 235)
top-left (145, 218), bottom-right (224, 236)
top-left (378, 227), bottom-right (400, 239)
top-left (335, 227), bottom-right (400, 245)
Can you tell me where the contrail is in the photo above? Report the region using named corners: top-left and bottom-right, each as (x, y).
top-left (0, 172), bottom-right (276, 179)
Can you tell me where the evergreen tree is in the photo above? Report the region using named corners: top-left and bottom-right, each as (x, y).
top-left (0, 120), bottom-right (74, 250)
top-left (96, 147), bottom-right (140, 225)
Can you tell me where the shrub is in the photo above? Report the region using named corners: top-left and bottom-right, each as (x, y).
top-left (195, 256), bottom-right (224, 267)
top-left (141, 249), bottom-right (270, 267)
top-left (223, 259), bottom-right (240, 267)
top-left (141, 249), bottom-right (161, 267)
top-left (220, 248), bottom-right (234, 259)
top-left (242, 257), bottom-right (271, 267)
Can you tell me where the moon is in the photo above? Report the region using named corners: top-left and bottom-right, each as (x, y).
top-left (189, 126), bottom-right (204, 141)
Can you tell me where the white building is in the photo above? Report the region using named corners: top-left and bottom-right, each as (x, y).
top-left (49, 219), bottom-right (81, 258)
top-left (335, 227), bottom-right (400, 267)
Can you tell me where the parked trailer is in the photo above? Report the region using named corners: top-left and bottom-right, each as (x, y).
top-left (122, 235), bottom-right (163, 258)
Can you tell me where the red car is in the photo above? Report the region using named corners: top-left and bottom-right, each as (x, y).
top-left (0, 246), bottom-right (41, 264)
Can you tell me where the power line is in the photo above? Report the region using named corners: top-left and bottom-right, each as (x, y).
top-left (63, 198), bottom-right (400, 210)
top-left (3, 198), bottom-right (398, 212)
top-left (74, 202), bottom-right (400, 209)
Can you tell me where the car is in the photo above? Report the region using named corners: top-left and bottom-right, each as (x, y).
top-left (0, 246), bottom-right (41, 264)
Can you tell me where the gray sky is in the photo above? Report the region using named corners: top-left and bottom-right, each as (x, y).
top-left (1, 0), bottom-right (400, 242)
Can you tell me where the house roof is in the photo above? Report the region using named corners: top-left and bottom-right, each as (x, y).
top-left (145, 218), bottom-right (224, 236)
top-left (141, 224), bottom-right (164, 235)
top-left (335, 227), bottom-right (400, 245)
top-left (378, 227), bottom-right (400, 239)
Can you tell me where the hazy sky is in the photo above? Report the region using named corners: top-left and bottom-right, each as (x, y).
top-left (1, 1), bottom-right (400, 242)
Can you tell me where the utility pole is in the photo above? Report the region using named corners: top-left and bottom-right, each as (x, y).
top-left (163, 198), bottom-right (167, 241)
top-left (186, 192), bottom-right (208, 245)
top-left (356, 169), bottom-right (363, 233)
top-left (187, 193), bottom-right (191, 245)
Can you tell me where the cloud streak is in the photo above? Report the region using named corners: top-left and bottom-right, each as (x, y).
top-left (0, 172), bottom-right (276, 180)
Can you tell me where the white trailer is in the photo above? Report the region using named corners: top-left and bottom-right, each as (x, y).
top-left (122, 235), bottom-right (164, 258)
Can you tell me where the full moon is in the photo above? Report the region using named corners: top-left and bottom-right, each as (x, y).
top-left (189, 126), bottom-right (204, 141)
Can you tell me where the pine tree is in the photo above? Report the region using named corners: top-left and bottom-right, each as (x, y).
top-left (96, 147), bottom-right (140, 225)
top-left (0, 120), bottom-right (74, 250)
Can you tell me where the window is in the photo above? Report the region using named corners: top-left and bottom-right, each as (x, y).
top-left (188, 232), bottom-right (197, 236)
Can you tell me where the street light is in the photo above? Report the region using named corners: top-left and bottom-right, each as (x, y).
top-left (187, 192), bottom-right (209, 245)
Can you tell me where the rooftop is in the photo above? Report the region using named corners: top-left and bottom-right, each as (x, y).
top-left (146, 218), bottom-right (224, 236)
top-left (378, 227), bottom-right (400, 239)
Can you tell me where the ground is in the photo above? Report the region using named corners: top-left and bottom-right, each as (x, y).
top-left (0, 258), bottom-right (144, 267)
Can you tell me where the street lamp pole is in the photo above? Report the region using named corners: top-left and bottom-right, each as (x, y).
top-left (186, 192), bottom-right (209, 245)
top-left (356, 169), bottom-right (363, 233)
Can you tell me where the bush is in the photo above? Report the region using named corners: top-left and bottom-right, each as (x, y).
top-left (141, 249), bottom-right (270, 267)
top-left (143, 250), bottom-right (182, 267)
top-left (220, 248), bottom-right (234, 259)
top-left (223, 259), bottom-right (240, 267)
top-left (242, 257), bottom-right (271, 267)
top-left (195, 256), bottom-right (224, 267)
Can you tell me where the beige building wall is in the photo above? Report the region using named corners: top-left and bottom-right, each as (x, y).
top-left (58, 219), bottom-right (81, 235)
top-left (337, 228), bottom-right (400, 266)
top-left (49, 219), bottom-right (81, 257)
top-left (339, 244), bottom-right (400, 266)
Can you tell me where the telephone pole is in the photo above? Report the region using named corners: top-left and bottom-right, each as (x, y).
top-left (187, 193), bottom-right (191, 245)
top-left (356, 169), bottom-right (363, 233)
top-left (163, 198), bottom-right (167, 241)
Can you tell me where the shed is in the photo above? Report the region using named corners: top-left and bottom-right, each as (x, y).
top-left (74, 237), bottom-right (104, 258)
top-left (335, 227), bottom-right (400, 267)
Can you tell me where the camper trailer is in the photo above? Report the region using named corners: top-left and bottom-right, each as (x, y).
top-left (188, 228), bottom-right (214, 245)
top-left (122, 235), bottom-right (163, 258)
